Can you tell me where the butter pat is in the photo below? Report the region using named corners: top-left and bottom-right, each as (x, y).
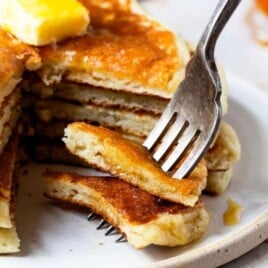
top-left (0, 0), bottom-right (90, 46)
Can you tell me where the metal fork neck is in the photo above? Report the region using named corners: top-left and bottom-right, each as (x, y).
top-left (197, 0), bottom-right (241, 60)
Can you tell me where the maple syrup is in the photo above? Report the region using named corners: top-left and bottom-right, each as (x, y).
top-left (256, 0), bottom-right (268, 16)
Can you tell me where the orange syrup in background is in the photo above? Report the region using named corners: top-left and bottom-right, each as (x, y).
top-left (247, 0), bottom-right (268, 46)
top-left (256, 0), bottom-right (268, 16)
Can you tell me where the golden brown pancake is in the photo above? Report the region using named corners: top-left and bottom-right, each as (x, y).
top-left (43, 169), bottom-right (210, 249)
top-left (205, 122), bottom-right (241, 171)
top-left (0, 130), bottom-right (20, 254)
top-left (24, 96), bottom-right (158, 137)
top-left (0, 89), bottom-right (21, 155)
top-left (63, 122), bottom-right (207, 206)
top-left (0, 227), bottom-right (20, 254)
top-left (0, 28), bottom-right (41, 106)
top-left (0, 131), bottom-right (18, 228)
top-left (205, 122), bottom-right (241, 194)
top-left (23, 120), bottom-right (240, 196)
top-left (37, 0), bottom-right (190, 98)
top-left (22, 75), bottom-right (168, 115)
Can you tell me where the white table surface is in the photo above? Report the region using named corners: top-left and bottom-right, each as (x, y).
top-left (141, 0), bottom-right (268, 267)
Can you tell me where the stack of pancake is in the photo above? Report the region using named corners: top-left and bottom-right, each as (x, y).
top-left (22, 0), bottom-right (240, 195)
top-left (0, 30), bottom-right (40, 253)
top-left (0, 0), bottom-right (241, 252)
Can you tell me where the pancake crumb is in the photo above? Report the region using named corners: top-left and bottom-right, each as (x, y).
top-left (223, 198), bottom-right (244, 226)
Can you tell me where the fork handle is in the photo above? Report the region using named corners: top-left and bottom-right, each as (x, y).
top-left (197, 0), bottom-right (241, 59)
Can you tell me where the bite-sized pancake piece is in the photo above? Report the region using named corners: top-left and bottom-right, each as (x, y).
top-left (0, 28), bottom-right (41, 105)
top-left (24, 119), bottom-right (238, 196)
top-left (38, 0), bottom-right (190, 98)
top-left (63, 122), bottom-right (207, 206)
top-left (43, 170), bottom-right (210, 249)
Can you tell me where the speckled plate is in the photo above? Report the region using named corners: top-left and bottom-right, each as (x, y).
top-left (0, 73), bottom-right (267, 268)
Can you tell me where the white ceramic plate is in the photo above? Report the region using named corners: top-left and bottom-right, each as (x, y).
top-left (0, 73), bottom-right (267, 268)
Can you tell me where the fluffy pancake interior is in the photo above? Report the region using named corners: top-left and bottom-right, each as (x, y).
top-left (22, 75), bottom-right (168, 115)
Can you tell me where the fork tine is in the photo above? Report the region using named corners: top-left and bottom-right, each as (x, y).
top-left (87, 212), bottom-right (97, 221)
top-left (143, 109), bottom-right (174, 151)
top-left (173, 138), bottom-right (205, 179)
top-left (105, 226), bottom-right (119, 236)
top-left (96, 219), bottom-right (110, 230)
top-left (116, 235), bottom-right (127, 243)
top-left (162, 126), bottom-right (200, 174)
top-left (153, 118), bottom-right (186, 162)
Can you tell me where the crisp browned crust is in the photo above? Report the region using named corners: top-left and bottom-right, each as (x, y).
top-left (63, 122), bottom-right (207, 206)
top-left (43, 169), bottom-right (210, 249)
top-left (37, 0), bottom-right (190, 98)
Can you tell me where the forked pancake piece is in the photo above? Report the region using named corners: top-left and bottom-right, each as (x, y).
top-left (63, 122), bottom-right (207, 206)
top-left (43, 170), bottom-right (210, 249)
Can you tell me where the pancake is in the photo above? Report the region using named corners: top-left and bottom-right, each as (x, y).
top-left (0, 28), bottom-right (41, 106)
top-left (63, 122), bottom-right (207, 206)
top-left (43, 170), bottom-right (210, 249)
top-left (204, 122), bottom-right (241, 194)
top-left (0, 227), bottom-right (20, 254)
top-left (0, 89), bottom-right (21, 155)
top-left (37, 0), bottom-right (190, 98)
top-left (22, 75), bottom-right (168, 115)
top-left (0, 28), bottom-right (41, 155)
top-left (206, 168), bottom-right (233, 195)
top-left (0, 130), bottom-right (20, 254)
top-left (21, 120), bottom-right (239, 196)
top-left (25, 96), bottom-right (158, 137)
top-left (205, 122), bottom-right (241, 171)
top-left (0, 131), bottom-right (19, 228)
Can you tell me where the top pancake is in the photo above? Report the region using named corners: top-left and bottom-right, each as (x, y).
top-left (0, 29), bottom-right (41, 106)
top-left (38, 0), bottom-right (190, 98)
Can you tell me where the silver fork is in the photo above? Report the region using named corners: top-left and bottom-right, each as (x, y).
top-left (89, 0), bottom-right (241, 242)
top-left (144, 0), bottom-right (241, 179)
